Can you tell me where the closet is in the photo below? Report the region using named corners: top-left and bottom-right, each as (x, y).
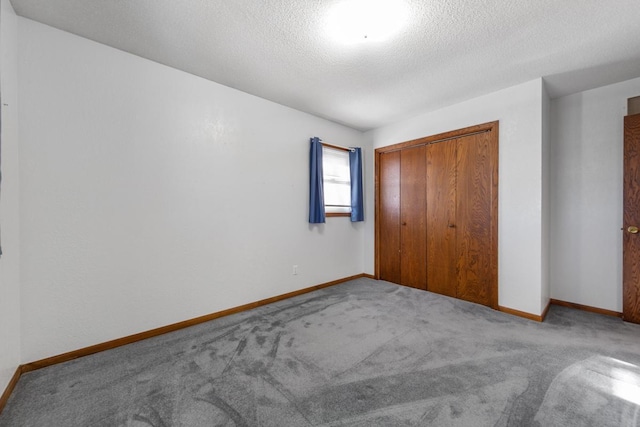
top-left (375, 122), bottom-right (498, 309)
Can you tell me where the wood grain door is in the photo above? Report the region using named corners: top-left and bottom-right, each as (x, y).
top-left (400, 145), bottom-right (427, 289)
top-left (375, 121), bottom-right (498, 308)
top-left (378, 151), bottom-right (401, 284)
top-left (455, 132), bottom-right (496, 307)
top-left (426, 140), bottom-right (457, 297)
top-left (624, 113), bottom-right (640, 323)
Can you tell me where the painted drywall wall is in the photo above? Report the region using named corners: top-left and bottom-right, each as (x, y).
top-left (541, 83), bottom-right (551, 310)
top-left (0, 0), bottom-right (20, 393)
top-left (18, 18), bottom-right (365, 363)
top-left (550, 76), bottom-right (640, 311)
top-left (364, 79), bottom-right (546, 316)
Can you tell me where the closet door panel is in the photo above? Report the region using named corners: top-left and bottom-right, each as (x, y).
top-left (379, 151), bottom-right (401, 284)
top-left (426, 141), bottom-right (457, 297)
top-left (456, 132), bottom-right (494, 306)
top-left (400, 146), bottom-right (427, 290)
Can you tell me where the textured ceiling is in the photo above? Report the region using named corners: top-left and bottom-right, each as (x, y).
top-left (10, 0), bottom-right (640, 131)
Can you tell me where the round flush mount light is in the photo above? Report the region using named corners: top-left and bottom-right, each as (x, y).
top-left (325, 0), bottom-right (409, 44)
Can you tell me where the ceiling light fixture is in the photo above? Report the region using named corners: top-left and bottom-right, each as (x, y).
top-left (325, 0), bottom-right (408, 45)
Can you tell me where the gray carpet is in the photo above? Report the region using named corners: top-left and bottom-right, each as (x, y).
top-left (2, 278), bottom-right (640, 426)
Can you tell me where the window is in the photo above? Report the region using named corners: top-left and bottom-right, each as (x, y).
top-left (322, 144), bottom-right (351, 215)
top-left (309, 136), bottom-right (363, 223)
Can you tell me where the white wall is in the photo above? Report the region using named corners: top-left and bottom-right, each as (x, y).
top-left (18, 18), bottom-right (365, 363)
top-left (0, 0), bottom-right (20, 393)
top-left (364, 79), bottom-right (546, 316)
top-left (550, 76), bottom-right (640, 312)
top-left (541, 83), bottom-right (551, 309)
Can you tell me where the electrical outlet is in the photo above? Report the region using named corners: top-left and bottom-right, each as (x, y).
top-left (293, 265), bottom-right (298, 275)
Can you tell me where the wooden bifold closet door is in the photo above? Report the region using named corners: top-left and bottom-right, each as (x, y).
top-left (378, 146), bottom-right (427, 290)
top-left (426, 140), bottom-right (456, 297)
top-left (378, 150), bottom-right (401, 285)
top-left (376, 122), bottom-right (498, 309)
top-left (400, 146), bottom-right (427, 289)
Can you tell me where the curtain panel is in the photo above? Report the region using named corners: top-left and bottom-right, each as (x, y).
top-left (349, 147), bottom-right (364, 222)
top-left (309, 137), bottom-right (326, 223)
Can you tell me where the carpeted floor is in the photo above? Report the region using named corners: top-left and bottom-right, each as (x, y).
top-left (2, 278), bottom-right (640, 426)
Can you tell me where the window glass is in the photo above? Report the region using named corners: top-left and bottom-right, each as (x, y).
top-left (322, 146), bottom-right (351, 214)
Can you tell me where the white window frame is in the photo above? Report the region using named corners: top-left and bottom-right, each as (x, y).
top-left (322, 143), bottom-right (352, 216)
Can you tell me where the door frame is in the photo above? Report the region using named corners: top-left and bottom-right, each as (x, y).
top-left (374, 121), bottom-right (499, 308)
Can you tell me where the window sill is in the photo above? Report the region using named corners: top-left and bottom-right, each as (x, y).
top-left (326, 212), bottom-right (351, 217)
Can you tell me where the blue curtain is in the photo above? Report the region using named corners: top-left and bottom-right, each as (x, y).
top-left (349, 147), bottom-right (364, 222)
top-left (309, 137), bottom-right (325, 223)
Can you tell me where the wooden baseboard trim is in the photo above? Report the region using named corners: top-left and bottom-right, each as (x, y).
top-left (362, 273), bottom-right (375, 279)
top-left (498, 306), bottom-right (544, 322)
top-left (550, 299), bottom-right (623, 318)
top-left (21, 273), bottom-right (370, 374)
top-left (0, 366), bottom-right (23, 415)
top-left (541, 300), bottom-right (551, 322)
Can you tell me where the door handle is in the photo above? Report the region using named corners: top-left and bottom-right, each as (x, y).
top-left (629, 226), bottom-right (639, 234)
